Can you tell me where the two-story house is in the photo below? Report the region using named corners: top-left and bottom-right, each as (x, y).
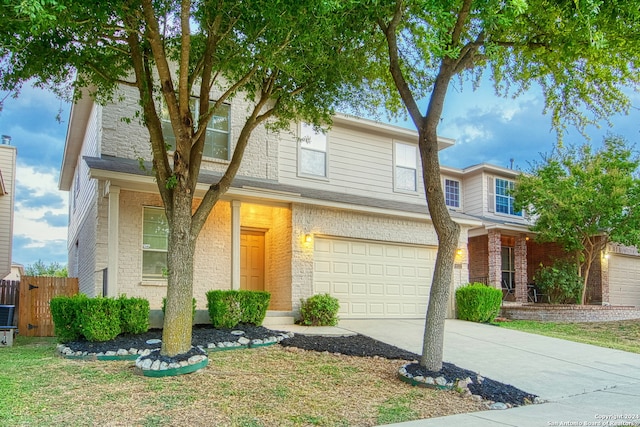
top-left (0, 135), bottom-right (16, 280)
top-left (59, 86), bottom-right (640, 324)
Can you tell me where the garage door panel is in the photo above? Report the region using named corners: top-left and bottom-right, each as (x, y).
top-left (386, 265), bottom-right (400, 276)
top-left (333, 282), bottom-right (349, 295)
top-left (609, 254), bottom-right (640, 307)
top-left (352, 263), bottom-right (366, 274)
top-left (314, 237), bottom-right (436, 318)
top-left (369, 264), bottom-right (384, 276)
top-left (351, 282), bottom-right (367, 295)
top-left (369, 283), bottom-right (384, 295)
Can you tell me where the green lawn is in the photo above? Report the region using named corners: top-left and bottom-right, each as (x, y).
top-left (0, 336), bottom-right (483, 426)
top-left (495, 319), bottom-right (640, 354)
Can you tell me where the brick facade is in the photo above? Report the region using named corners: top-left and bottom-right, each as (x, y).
top-left (501, 304), bottom-right (640, 322)
top-left (514, 234), bottom-right (527, 302)
top-left (487, 229), bottom-right (501, 289)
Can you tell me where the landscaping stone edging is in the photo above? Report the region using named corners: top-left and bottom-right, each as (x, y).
top-left (56, 331), bottom-right (294, 362)
top-left (501, 304), bottom-right (640, 322)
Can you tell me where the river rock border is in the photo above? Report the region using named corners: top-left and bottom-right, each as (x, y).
top-left (56, 331), bottom-right (295, 361)
top-left (398, 363), bottom-right (545, 410)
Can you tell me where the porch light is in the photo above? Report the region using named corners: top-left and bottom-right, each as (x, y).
top-left (305, 234), bottom-right (313, 244)
top-left (456, 248), bottom-right (463, 256)
top-left (603, 251), bottom-right (610, 259)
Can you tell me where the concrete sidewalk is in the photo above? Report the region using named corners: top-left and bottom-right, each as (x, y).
top-left (334, 319), bottom-right (640, 427)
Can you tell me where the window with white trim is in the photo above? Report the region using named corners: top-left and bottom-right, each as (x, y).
top-left (142, 207), bottom-right (169, 280)
top-left (299, 122), bottom-right (327, 177)
top-left (161, 98), bottom-right (230, 160)
top-left (394, 142), bottom-right (417, 192)
top-left (444, 179), bottom-right (460, 208)
top-left (495, 178), bottom-right (521, 216)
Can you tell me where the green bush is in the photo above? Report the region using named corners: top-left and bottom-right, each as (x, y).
top-left (76, 297), bottom-right (122, 342)
top-left (239, 291), bottom-right (271, 325)
top-left (533, 260), bottom-right (583, 304)
top-left (118, 295), bottom-right (150, 334)
top-left (50, 293), bottom-right (87, 342)
top-left (161, 297), bottom-right (197, 322)
top-left (298, 294), bottom-right (340, 326)
top-left (456, 283), bottom-right (503, 323)
top-left (206, 290), bottom-right (271, 328)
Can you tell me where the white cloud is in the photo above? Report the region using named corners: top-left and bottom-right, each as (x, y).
top-left (12, 163), bottom-right (68, 247)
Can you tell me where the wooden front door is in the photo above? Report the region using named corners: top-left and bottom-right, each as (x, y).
top-left (240, 230), bottom-right (265, 291)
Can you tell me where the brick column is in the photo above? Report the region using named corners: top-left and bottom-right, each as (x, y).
top-left (514, 234), bottom-right (528, 302)
top-left (488, 229), bottom-right (502, 290)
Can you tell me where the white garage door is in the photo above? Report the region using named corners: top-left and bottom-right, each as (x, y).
top-left (609, 254), bottom-right (640, 307)
top-left (313, 237), bottom-right (436, 318)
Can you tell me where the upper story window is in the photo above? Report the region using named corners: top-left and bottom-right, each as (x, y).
top-left (299, 122), bottom-right (327, 177)
top-left (444, 179), bottom-right (460, 208)
top-left (161, 99), bottom-right (230, 160)
top-left (394, 142), bottom-right (417, 192)
top-left (495, 178), bottom-right (521, 216)
top-left (142, 207), bottom-right (169, 281)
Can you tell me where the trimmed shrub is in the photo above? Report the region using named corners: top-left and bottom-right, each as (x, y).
top-left (50, 293), bottom-right (87, 342)
top-left (207, 290), bottom-right (242, 328)
top-left (118, 295), bottom-right (150, 334)
top-left (456, 283), bottom-right (503, 323)
top-left (533, 260), bottom-right (582, 304)
top-left (161, 297), bottom-right (197, 321)
top-left (76, 297), bottom-right (122, 342)
top-left (206, 290), bottom-right (271, 328)
top-left (239, 291), bottom-right (271, 326)
top-left (298, 293), bottom-right (340, 326)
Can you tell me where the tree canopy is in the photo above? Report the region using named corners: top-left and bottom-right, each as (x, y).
top-left (0, 0), bottom-right (375, 357)
top-left (25, 260), bottom-right (68, 277)
top-left (354, 0), bottom-right (640, 371)
top-left (514, 136), bottom-right (640, 304)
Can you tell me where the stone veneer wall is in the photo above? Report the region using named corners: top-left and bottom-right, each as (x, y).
top-left (501, 304), bottom-right (640, 322)
top-left (100, 85), bottom-right (279, 181)
top-left (116, 190), bottom-right (231, 309)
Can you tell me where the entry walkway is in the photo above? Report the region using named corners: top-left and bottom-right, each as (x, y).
top-left (336, 319), bottom-right (640, 427)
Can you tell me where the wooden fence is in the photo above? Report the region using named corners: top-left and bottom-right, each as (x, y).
top-left (18, 276), bottom-right (79, 337)
top-left (0, 279), bottom-right (19, 305)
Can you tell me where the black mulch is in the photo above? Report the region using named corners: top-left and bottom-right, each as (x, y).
top-left (62, 324), bottom-right (537, 406)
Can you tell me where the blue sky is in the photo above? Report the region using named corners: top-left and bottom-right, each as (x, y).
top-left (0, 80), bottom-right (638, 269)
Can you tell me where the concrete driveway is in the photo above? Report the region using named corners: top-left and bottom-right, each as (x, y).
top-left (337, 319), bottom-right (640, 427)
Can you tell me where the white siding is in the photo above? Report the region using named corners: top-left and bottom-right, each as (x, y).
top-left (462, 172), bottom-right (483, 216)
top-left (0, 144), bottom-right (16, 278)
top-left (279, 122), bottom-right (427, 204)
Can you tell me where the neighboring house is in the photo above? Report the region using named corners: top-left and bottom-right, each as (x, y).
top-left (58, 86), bottom-right (640, 320)
top-left (0, 135), bottom-right (16, 280)
top-left (2, 263), bottom-right (24, 281)
top-left (457, 164), bottom-right (640, 307)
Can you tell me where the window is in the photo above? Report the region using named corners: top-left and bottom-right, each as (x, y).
top-left (299, 122), bottom-right (327, 177)
top-left (444, 179), bottom-right (460, 208)
top-left (495, 178), bottom-right (521, 216)
top-left (161, 99), bottom-right (230, 160)
top-left (142, 207), bottom-right (169, 281)
top-left (395, 142), bottom-right (417, 192)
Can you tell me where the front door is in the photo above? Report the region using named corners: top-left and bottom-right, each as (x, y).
top-left (240, 229), bottom-right (265, 291)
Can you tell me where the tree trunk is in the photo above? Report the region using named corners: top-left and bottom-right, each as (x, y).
top-left (161, 190), bottom-right (196, 357)
top-left (418, 124), bottom-right (461, 371)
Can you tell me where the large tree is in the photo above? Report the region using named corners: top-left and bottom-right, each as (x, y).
top-left (359, 0), bottom-right (640, 371)
top-left (514, 136), bottom-right (640, 304)
top-left (0, 0), bottom-right (372, 357)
